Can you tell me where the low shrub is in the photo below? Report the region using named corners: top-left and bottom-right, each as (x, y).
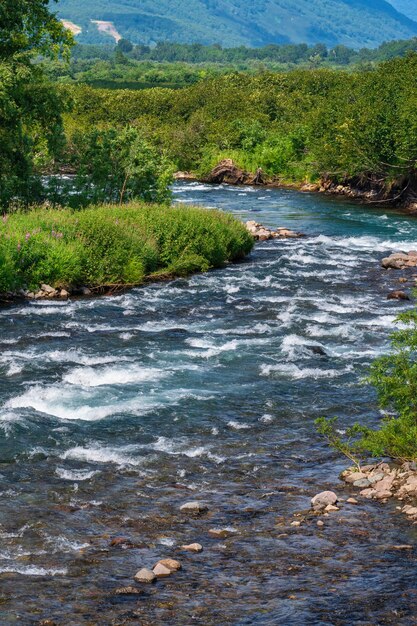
top-left (0, 202), bottom-right (253, 292)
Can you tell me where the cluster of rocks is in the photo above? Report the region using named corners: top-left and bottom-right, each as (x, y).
top-left (134, 558), bottom-right (182, 584)
top-left (308, 180), bottom-right (380, 200)
top-left (342, 462), bottom-right (417, 521)
top-left (5, 284), bottom-right (93, 301)
top-left (381, 251), bottom-right (417, 270)
top-left (245, 221), bottom-right (304, 241)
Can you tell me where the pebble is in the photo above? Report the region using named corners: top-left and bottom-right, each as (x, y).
top-left (325, 504), bottom-right (339, 512)
top-left (180, 501), bottom-right (208, 514)
top-left (134, 568), bottom-right (156, 583)
top-left (347, 498), bottom-right (358, 504)
top-left (181, 543), bottom-right (203, 553)
top-left (353, 478), bottom-right (371, 488)
top-left (153, 563), bottom-right (172, 578)
top-left (317, 520), bottom-right (324, 527)
top-left (156, 558), bottom-right (181, 572)
top-left (290, 521), bottom-right (301, 527)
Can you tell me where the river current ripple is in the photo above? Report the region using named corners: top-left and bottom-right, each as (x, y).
top-left (1, 183), bottom-right (417, 624)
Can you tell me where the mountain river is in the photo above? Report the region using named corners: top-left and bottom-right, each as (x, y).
top-left (1, 182), bottom-right (417, 624)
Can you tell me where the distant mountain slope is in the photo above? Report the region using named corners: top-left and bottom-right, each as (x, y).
top-left (387, 1), bottom-right (417, 22)
top-left (54, 0), bottom-right (417, 48)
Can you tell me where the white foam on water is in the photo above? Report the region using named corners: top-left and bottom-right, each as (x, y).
top-left (6, 363), bottom-right (23, 376)
top-left (55, 467), bottom-right (100, 481)
top-left (63, 364), bottom-right (170, 387)
top-left (61, 444), bottom-right (143, 466)
top-left (45, 535), bottom-right (90, 553)
top-left (281, 334), bottom-right (327, 359)
top-left (4, 384), bottom-right (154, 421)
top-left (185, 336), bottom-right (269, 358)
top-left (227, 421), bottom-right (251, 430)
top-left (310, 234), bottom-right (417, 253)
top-left (260, 362), bottom-right (348, 379)
top-left (0, 565), bottom-right (67, 576)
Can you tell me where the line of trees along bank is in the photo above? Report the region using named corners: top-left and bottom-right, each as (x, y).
top-left (63, 54), bottom-right (417, 197)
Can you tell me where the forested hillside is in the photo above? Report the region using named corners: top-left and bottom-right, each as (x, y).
top-left (55, 0), bottom-right (417, 48)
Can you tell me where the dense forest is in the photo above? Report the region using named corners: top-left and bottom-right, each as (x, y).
top-left (43, 38), bottom-right (417, 90)
top-left (46, 54), bottom-right (417, 210)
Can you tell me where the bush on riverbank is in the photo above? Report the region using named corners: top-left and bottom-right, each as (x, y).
top-left (317, 307), bottom-right (417, 463)
top-left (0, 203), bottom-right (253, 293)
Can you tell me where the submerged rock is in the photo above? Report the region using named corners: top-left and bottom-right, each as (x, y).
top-left (387, 290), bottom-right (409, 300)
top-left (180, 501), bottom-right (208, 514)
top-left (115, 586), bottom-right (143, 595)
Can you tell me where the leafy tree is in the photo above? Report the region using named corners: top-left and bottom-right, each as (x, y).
top-left (67, 127), bottom-right (174, 207)
top-left (0, 0), bottom-right (73, 209)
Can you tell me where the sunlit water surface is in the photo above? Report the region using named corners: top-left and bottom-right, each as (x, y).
top-left (1, 183), bottom-right (417, 624)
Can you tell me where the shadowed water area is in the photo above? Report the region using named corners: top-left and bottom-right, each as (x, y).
top-left (2, 183), bottom-right (417, 625)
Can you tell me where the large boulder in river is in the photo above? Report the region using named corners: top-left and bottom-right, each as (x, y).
top-left (311, 491), bottom-right (338, 511)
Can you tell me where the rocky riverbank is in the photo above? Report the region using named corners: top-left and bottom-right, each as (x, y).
top-left (175, 160), bottom-right (417, 213)
top-left (341, 463), bottom-right (417, 525)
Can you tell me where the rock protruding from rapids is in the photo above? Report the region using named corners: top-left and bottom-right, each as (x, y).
top-left (181, 543), bottom-right (203, 552)
top-left (311, 491), bottom-right (338, 511)
top-left (245, 221), bottom-right (304, 241)
top-left (203, 159), bottom-right (267, 186)
top-left (134, 568), bottom-right (156, 583)
top-left (381, 251), bottom-right (417, 269)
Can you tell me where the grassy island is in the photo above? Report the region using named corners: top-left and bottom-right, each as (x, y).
top-left (0, 203), bottom-right (253, 295)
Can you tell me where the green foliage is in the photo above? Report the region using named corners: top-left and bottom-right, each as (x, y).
top-left (315, 417), bottom-right (364, 470)
top-left (66, 127), bottom-right (174, 207)
top-left (317, 306), bottom-right (417, 463)
top-left (359, 308), bottom-right (417, 461)
top-left (0, 203), bottom-right (253, 291)
top-left (0, 0), bottom-right (73, 209)
top-left (64, 54), bottom-right (417, 190)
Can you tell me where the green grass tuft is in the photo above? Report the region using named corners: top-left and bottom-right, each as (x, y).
top-left (0, 202), bottom-right (253, 293)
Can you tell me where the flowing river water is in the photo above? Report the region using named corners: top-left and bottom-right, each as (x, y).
top-left (2, 182), bottom-right (417, 625)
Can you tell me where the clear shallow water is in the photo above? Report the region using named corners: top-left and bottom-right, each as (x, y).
top-left (2, 183), bottom-right (417, 624)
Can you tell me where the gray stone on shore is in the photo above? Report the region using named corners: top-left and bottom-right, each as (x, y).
top-left (353, 478), bottom-right (371, 488)
top-left (134, 568), bottom-right (156, 583)
top-left (41, 284), bottom-right (56, 294)
top-left (311, 491), bottom-right (338, 510)
top-left (344, 472), bottom-right (367, 484)
top-left (180, 501), bottom-right (208, 514)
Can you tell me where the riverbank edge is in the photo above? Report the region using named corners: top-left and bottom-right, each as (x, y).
top-left (175, 161), bottom-right (417, 214)
top-left (340, 462), bottom-right (417, 524)
top-left (0, 202), bottom-right (254, 306)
